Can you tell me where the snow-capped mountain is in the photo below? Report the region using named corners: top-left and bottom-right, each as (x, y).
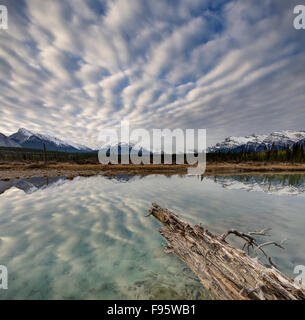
top-left (99, 140), bottom-right (197, 155)
top-left (0, 132), bottom-right (21, 147)
top-left (9, 128), bottom-right (92, 152)
top-left (208, 130), bottom-right (305, 153)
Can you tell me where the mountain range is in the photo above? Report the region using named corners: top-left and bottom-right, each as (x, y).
top-left (1, 128), bottom-right (305, 154)
top-left (207, 130), bottom-right (305, 153)
top-left (0, 128), bottom-right (92, 152)
top-left (99, 130), bottom-right (305, 155)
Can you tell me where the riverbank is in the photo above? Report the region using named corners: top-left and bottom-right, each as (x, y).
top-left (1, 161), bottom-right (305, 180)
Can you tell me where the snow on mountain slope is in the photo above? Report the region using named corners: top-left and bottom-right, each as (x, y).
top-left (208, 130), bottom-right (305, 153)
top-left (9, 128), bottom-right (92, 152)
top-left (0, 132), bottom-right (21, 147)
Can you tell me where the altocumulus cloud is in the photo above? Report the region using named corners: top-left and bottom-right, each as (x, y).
top-left (0, 0), bottom-right (304, 147)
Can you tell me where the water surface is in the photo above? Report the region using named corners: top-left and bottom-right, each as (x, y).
top-left (0, 174), bottom-right (305, 299)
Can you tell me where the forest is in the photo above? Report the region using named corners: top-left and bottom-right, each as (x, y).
top-left (1, 142), bottom-right (305, 164)
top-left (207, 143), bottom-right (305, 163)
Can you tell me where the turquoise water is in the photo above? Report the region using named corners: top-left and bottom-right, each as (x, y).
top-left (0, 174), bottom-right (305, 299)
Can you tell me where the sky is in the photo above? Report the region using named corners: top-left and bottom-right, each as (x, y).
top-left (0, 0), bottom-right (305, 148)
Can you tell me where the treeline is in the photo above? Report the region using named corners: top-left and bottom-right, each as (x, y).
top-left (2, 142), bottom-right (305, 164)
top-left (207, 143), bottom-right (305, 162)
top-left (0, 146), bottom-right (98, 163)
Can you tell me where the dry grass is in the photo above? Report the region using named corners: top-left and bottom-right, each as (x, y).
top-left (1, 161), bottom-right (305, 180)
top-left (206, 161), bottom-right (305, 172)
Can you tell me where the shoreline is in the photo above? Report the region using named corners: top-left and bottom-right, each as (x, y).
top-left (1, 162), bottom-right (305, 180)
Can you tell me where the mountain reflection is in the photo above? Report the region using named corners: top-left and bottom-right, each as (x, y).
top-left (0, 176), bottom-right (68, 195)
top-left (2, 173), bottom-right (305, 196)
top-left (203, 174), bottom-right (305, 195)
top-left (0, 175), bottom-right (148, 195)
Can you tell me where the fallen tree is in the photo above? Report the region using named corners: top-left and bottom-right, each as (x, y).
top-left (147, 203), bottom-right (305, 300)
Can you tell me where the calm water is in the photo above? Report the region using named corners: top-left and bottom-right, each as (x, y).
top-left (0, 174), bottom-right (305, 299)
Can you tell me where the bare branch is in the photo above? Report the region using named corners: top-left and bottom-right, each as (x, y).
top-left (255, 239), bottom-right (286, 254)
top-left (248, 228), bottom-right (272, 236)
top-left (221, 229), bottom-right (257, 243)
top-left (221, 228), bottom-right (287, 269)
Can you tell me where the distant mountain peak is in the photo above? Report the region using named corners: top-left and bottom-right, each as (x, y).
top-left (18, 128), bottom-right (34, 137)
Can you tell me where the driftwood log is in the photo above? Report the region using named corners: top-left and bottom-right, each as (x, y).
top-left (148, 203), bottom-right (305, 300)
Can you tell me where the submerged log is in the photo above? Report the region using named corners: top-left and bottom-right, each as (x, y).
top-left (148, 203), bottom-right (305, 300)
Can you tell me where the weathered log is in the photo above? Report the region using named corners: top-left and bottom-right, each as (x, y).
top-left (148, 203), bottom-right (305, 300)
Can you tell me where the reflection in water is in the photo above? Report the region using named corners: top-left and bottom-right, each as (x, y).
top-left (0, 176), bottom-right (68, 195)
top-left (0, 175), bottom-right (150, 195)
top-left (204, 174), bottom-right (305, 195)
top-left (2, 173), bottom-right (305, 196)
top-left (0, 174), bottom-right (305, 299)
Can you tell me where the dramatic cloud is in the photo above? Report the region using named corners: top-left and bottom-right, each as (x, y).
top-left (0, 0), bottom-right (304, 147)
